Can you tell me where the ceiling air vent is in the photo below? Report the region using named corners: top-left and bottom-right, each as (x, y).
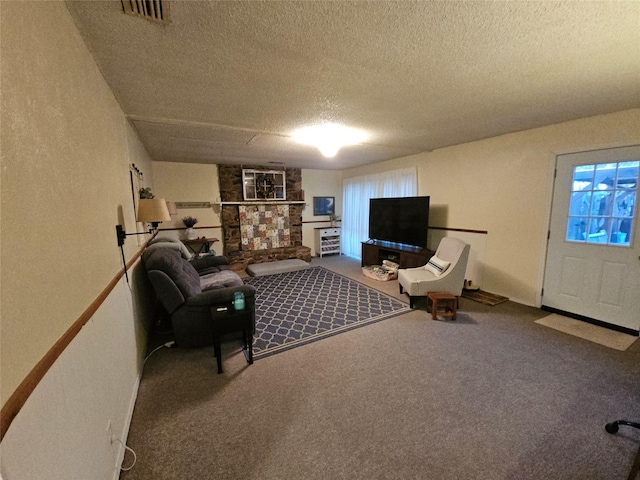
top-left (122, 0), bottom-right (170, 24)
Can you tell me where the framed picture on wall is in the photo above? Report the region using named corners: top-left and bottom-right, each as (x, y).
top-left (242, 169), bottom-right (286, 201)
top-left (313, 196), bottom-right (335, 216)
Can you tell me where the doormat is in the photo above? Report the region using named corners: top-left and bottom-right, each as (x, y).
top-left (461, 289), bottom-right (509, 306)
top-left (535, 314), bottom-right (638, 351)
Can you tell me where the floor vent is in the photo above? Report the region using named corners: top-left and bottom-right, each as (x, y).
top-left (122, 0), bottom-right (170, 24)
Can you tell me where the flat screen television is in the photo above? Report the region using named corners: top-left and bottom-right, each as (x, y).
top-left (368, 196), bottom-right (430, 249)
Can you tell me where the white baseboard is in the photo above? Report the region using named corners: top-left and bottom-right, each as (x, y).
top-left (111, 372), bottom-right (142, 480)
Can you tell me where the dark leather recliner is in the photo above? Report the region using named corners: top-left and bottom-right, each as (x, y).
top-left (142, 248), bottom-right (256, 348)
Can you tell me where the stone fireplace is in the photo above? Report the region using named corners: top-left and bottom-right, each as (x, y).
top-left (218, 165), bottom-right (312, 271)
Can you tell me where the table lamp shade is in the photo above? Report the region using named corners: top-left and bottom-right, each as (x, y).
top-left (136, 198), bottom-right (171, 223)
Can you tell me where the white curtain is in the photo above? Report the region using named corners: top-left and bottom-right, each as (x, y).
top-left (341, 167), bottom-right (417, 259)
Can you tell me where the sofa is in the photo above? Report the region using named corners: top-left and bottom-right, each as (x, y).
top-left (142, 246), bottom-right (256, 348)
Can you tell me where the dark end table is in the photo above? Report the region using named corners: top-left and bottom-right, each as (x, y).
top-left (210, 304), bottom-right (254, 374)
top-left (184, 237), bottom-right (219, 255)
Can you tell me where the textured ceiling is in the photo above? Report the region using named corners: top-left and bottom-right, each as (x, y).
top-left (65, 0), bottom-right (640, 170)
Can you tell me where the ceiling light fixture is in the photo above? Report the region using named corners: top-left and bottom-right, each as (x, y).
top-left (292, 123), bottom-right (367, 158)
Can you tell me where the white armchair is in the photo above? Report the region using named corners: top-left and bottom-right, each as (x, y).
top-left (398, 237), bottom-right (470, 308)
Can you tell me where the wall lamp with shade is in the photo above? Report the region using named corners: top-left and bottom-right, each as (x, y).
top-left (116, 197), bottom-right (171, 247)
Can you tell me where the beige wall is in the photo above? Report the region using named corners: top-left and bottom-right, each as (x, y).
top-left (302, 169), bottom-right (344, 255)
top-left (152, 161), bottom-right (222, 243)
top-left (1, 2), bottom-right (154, 477)
top-left (344, 109), bottom-right (640, 305)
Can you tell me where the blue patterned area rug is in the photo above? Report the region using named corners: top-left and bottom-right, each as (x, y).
top-left (245, 266), bottom-right (411, 359)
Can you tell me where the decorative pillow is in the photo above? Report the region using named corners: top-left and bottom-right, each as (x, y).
top-left (425, 255), bottom-right (450, 276)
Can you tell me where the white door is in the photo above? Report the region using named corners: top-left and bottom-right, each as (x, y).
top-left (543, 146), bottom-right (640, 333)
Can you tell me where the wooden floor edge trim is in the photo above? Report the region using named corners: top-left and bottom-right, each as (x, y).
top-left (0, 239), bottom-right (151, 441)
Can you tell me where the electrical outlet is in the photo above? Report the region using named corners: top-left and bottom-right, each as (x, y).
top-left (107, 420), bottom-right (114, 445)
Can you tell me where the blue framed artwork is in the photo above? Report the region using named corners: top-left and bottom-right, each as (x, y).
top-left (313, 196), bottom-right (335, 216)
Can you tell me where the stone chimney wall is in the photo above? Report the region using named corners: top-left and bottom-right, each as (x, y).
top-left (217, 165), bottom-right (311, 271)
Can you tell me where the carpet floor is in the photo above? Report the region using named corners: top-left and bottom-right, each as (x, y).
top-left (121, 255), bottom-right (640, 480)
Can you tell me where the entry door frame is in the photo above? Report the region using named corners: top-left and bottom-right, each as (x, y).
top-left (539, 142), bottom-right (640, 335)
top-left (536, 141), bottom-right (640, 308)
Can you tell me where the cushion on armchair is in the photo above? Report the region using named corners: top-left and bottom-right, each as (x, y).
top-left (146, 232), bottom-right (193, 260)
top-left (200, 270), bottom-right (244, 290)
top-left (190, 254), bottom-right (233, 276)
top-left (144, 248), bottom-right (202, 298)
top-left (425, 255), bottom-right (450, 276)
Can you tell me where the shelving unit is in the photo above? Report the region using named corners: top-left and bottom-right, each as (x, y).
top-left (315, 227), bottom-right (341, 257)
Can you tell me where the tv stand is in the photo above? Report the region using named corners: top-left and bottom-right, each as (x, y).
top-left (361, 240), bottom-right (434, 269)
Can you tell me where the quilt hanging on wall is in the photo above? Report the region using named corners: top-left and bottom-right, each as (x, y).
top-left (239, 204), bottom-right (291, 250)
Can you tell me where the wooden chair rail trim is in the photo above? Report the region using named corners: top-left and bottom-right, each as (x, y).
top-left (299, 222), bottom-right (488, 235)
top-left (0, 240), bottom-right (152, 441)
top-left (429, 226), bottom-right (489, 235)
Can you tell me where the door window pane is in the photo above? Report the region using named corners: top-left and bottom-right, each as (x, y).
top-left (568, 191), bottom-right (591, 216)
top-left (565, 160), bottom-right (638, 246)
